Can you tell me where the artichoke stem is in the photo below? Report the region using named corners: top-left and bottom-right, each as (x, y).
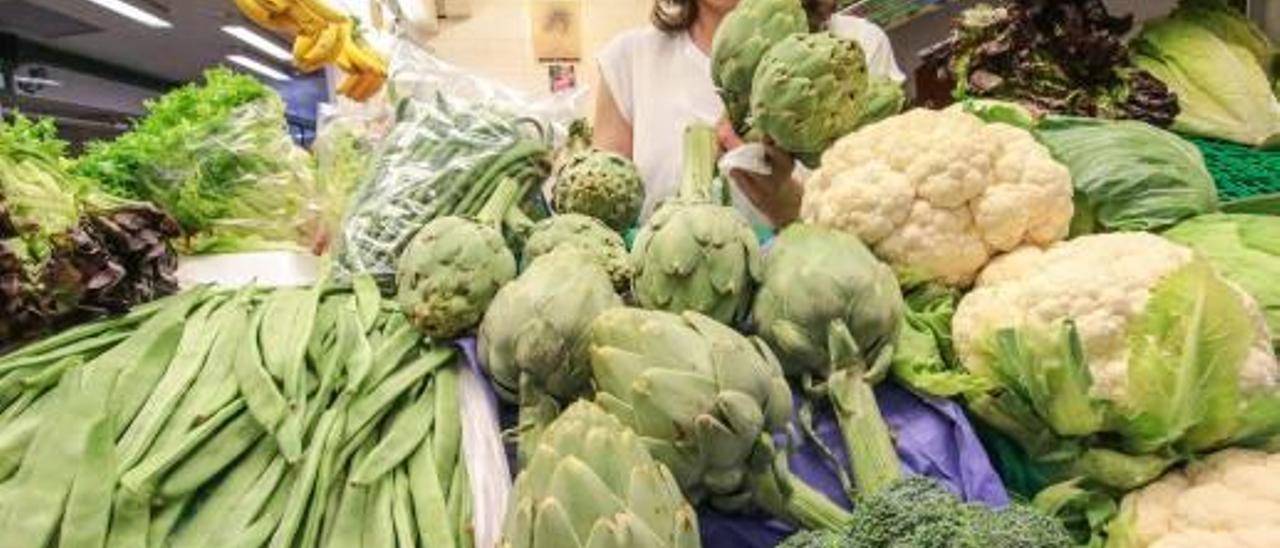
top-left (476, 176), bottom-right (526, 227)
top-left (829, 368), bottom-right (902, 498)
top-left (755, 465), bottom-right (853, 532)
top-left (677, 124), bottom-right (719, 203)
top-left (514, 375), bottom-right (560, 469)
top-left (827, 322), bottom-right (902, 497)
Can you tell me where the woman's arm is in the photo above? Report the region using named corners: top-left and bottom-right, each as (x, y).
top-left (593, 81), bottom-right (633, 158)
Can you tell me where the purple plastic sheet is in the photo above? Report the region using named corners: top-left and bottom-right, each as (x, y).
top-left (455, 338), bottom-right (1009, 547)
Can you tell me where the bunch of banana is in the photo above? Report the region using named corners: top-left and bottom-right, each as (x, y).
top-left (231, 0), bottom-right (389, 102)
top-left (333, 32), bottom-right (388, 102)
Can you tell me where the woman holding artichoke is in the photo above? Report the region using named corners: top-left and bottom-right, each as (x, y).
top-left (593, 0), bottom-right (899, 229)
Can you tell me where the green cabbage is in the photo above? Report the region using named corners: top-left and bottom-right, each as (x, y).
top-left (1165, 213), bottom-right (1280, 349)
top-left (1133, 1), bottom-right (1280, 148)
top-left (1034, 116), bottom-right (1219, 234)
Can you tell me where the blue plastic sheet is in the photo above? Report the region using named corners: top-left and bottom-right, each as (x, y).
top-left (456, 333), bottom-right (1008, 548)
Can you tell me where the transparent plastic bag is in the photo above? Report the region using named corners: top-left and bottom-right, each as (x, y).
top-left (333, 36), bottom-right (578, 287)
top-left (169, 96), bottom-right (321, 254)
top-left (459, 359), bottom-right (512, 548)
top-left (310, 102), bottom-right (392, 254)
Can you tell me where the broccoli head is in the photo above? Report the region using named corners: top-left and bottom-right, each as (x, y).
top-left (789, 475), bottom-right (1076, 548)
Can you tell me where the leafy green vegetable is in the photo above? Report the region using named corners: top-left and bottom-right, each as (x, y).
top-left (75, 68), bottom-right (317, 253)
top-left (1165, 213), bottom-right (1280, 349)
top-left (1034, 116), bottom-right (1219, 234)
top-left (1133, 0), bottom-right (1280, 148)
top-left (1, 114), bottom-right (179, 348)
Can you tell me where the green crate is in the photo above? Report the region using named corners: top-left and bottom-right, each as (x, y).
top-left (1187, 136), bottom-right (1280, 201)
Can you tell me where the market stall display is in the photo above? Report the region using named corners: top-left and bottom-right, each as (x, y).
top-left (6, 0), bottom-right (1280, 546)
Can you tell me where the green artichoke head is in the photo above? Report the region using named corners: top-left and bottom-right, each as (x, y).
top-left (711, 0), bottom-right (809, 133)
top-left (753, 224), bottom-right (905, 380)
top-left (480, 246), bottom-right (623, 404)
top-left (588, 307), bottom-right (793, 511)
top-left (551, 150), bottom-right (645, 232)
top-left (750, 32), bottom-right (870, 167)
top-left (632, 124), bottom-right (762, 326)
top-left (501, 400), bottom-right (702, 548)
top-left (395, 177), bottom-right (524, 339)
top-left (521, 213), bottom-right (633, 293)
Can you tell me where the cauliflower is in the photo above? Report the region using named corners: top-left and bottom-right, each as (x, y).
top-left (1112, 448), bottom-right (1280, 548)
top-left (948, 233), bottom-right (1280, 489)
top-left (954, 233), bottom-right (1278, 401)
top-left (802, 108), bottom-right (1074, 286)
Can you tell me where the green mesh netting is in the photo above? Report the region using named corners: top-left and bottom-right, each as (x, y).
top-left (1188, 136), bottom-right (1280, 201)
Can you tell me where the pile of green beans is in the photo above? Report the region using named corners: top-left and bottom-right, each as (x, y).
top-left (0, 276), bottom-right (475, 548)
top-left (334, 96), bottom-right (553, 290)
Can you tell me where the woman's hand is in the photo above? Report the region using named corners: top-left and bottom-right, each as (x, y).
top-left (716, 118), bottom-right (803, 229)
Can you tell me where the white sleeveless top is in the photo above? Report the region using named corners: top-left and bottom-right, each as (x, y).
top-left (597, 27), bottom-right (740, 222)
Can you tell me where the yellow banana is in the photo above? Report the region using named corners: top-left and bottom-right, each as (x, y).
top-left (352, 36), bottom-right (388, 75)
top-left (295, 0), bottom-right (348, 24)
top-left (341, 36), bottom-right (385, 76)
top-left (233, 0), bottom-right (277, 29)
top-left (286, 3), bottom-right (330, 35)
top-left (292, 32), bottom-right (323, 72)
top-left (300, 23), bottom-right (344, 67)
top-left (256, 0), bottom-right (291, 14)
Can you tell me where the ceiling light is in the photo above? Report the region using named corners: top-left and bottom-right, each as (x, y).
top-left (80, 0), bottom-right (172, 29)
top-left (222, 25), bottom-right (292, 62)
top-left (15, 76), bottom-right (63, 88)
top-left (226, 54), bottom-right (292, 82)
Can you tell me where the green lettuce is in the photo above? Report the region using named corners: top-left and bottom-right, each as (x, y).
top-left (76, 68), bottom-right (316, 253)
top-left (1034, 116), bottom-right (1219, 234)
top-left (1164, 213), bottom-right (1280, 349)
top-left (1133, 1), bottom-right (1280, 148)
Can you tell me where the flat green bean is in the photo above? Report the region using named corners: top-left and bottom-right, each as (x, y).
top-left (156, 409), bottom-right (264, 500)
top-left (345, 349), bottom-right (454, 443)
top-left (234, 305), bottom-right (287, 437)
top-left (268, 407), bottom-right (338, 548)
top-left (433, 365), bottom-right (462, 497)
top-left (57, 386), bottom-right (117, 548)
top-left (353, 275), bottom-right (382, 331)
top-left (350, 383), bottom-right (435, 486)
top-left (363, 475), bottom-right (396, 548)
top-left (407, 433), bottom-right (454, 548)
top-left (391, 467), bottom-right (418, 548)
top-left (116, 298), bottom-right (225, 471)
top-left (146, 496), bottom-right (187, 548)
top-left (104, 492), bottom-right (150, 548)
top-left (120, 399), bottom-right (247, 496)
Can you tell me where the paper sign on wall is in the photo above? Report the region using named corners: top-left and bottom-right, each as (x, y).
top-left (531, 0), bottom-right (582, 61)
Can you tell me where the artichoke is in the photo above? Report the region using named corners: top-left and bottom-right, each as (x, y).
top-left (521, 213), bottom-right (632, 293)
top-left (711, 0), bottom-right (809, 133)
top-left (752, 224), bottom-right (906, 495)
top-left (479, 247), bottom-right (623, 463)
top-left (501, 401), bottom-right (702, 548)
top-left (753, 224), bottom-right (904, 380)
top-left (396, 177), bottom-right (525, 339)
top-left (856, 77), bottom-right (906, 127)
top-left (750, 32), bottom-right (869, 167)
top-left (551, 150), bottom-right (645, 232)
top-left (588, 307), bottom-right (852, 531)
top-left (631, 124), bottom-right (762, 326)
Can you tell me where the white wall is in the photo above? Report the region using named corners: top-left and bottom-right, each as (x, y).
top-left (424, 0), bottom-right (650, 114)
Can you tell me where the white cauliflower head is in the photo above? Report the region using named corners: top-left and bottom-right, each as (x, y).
top-left (802, 108), bottom-right (1074, 286)
top-left (953, 233), bottom-right (1278, 402)
top-left (1118, 448), bottom-right (1280, 548)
